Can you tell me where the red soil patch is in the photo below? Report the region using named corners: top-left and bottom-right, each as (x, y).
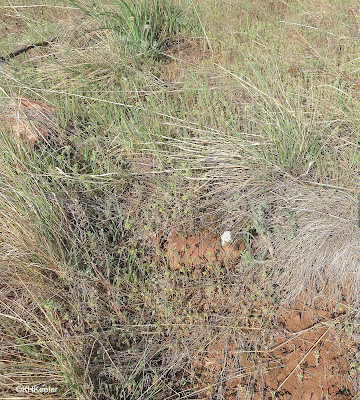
top-left (177, 301), bottom-right (354, 399)
top-left (167, 230), bottom-right (245, 269)
top-left (262, 301), bottom-right (353, 400)
top-left (167, 232), bottom-right (355, 399)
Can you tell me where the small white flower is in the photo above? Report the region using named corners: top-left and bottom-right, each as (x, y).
top-left (221, 231), bottom-right (232, 247)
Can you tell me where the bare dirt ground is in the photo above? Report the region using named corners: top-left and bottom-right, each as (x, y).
top-left (167, 231), bottom-right (357, 399)
top-left (262, 302), bottom-right (353, 400)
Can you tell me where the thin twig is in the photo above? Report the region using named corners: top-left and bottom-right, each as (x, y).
top-left (276, 325), bottom-right (331, 392)
top-left (0, 35), bottom-right (58, 62)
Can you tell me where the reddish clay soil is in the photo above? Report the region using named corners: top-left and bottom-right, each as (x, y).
top-left (167, 230), bottom-right (245, 269)
top-left (261, 302), bottom-right (353, 400)
top-left (167, 231), bottom-right (356, 399)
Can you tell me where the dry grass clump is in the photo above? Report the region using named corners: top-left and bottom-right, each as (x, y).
top-left (273, 186), bottom-right (359, 303)
top-left (0, 145), bottom-right (86, 398)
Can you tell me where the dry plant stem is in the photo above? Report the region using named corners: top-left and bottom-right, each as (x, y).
top-left (276, 325), bottom-right (332, 392)
top-left (267, 321), bottom-right (330, 355)
top-left (292, 31), bottom-right (360, 89)
top-left (0, 35), bottom-right (58, 62)
top-left (81, 245), bottom-right (122, 320)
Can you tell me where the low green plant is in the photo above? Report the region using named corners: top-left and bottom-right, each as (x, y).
top-left (70, 0), bottom-right (187, 57)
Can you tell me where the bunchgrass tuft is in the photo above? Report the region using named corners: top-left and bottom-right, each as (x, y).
top-left (70, 0), bottom-right (188, 58)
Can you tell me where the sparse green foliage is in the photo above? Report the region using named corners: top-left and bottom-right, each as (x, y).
top-left (70, 0), bottom-right (187, 57)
